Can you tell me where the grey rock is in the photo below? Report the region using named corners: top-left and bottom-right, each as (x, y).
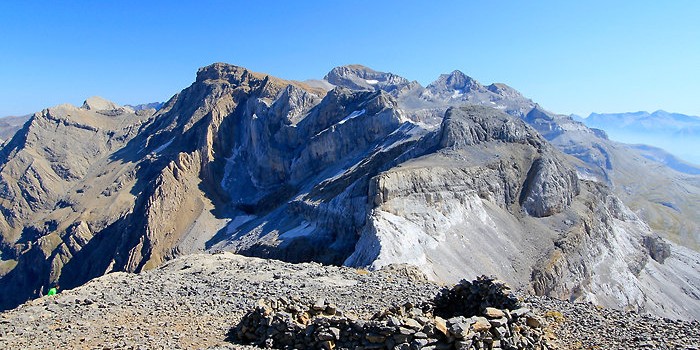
top-left (488, 317), bottom-right (508, 328)
top-left (642, 235), bottom-right (671, 263)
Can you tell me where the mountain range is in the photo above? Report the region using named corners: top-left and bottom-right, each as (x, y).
top-left (577, 110), bottom-right (700, 166)
top-left (0, 63), bottom-right (699, 320)
top-left (0, 115), bottom-right (30, 144)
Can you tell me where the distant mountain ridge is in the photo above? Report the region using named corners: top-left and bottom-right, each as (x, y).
top-left (125, 102), bottom-right (164, 112)
top-left (0, 115), bottom-right (31, 144)
top-left (629, 144), bottom-right (700, 175)
top-left (1, 63), bottom-right (699, 321)
top-left (0, 101), bottom-right (161, 145)
top-left (587, 110), bottom-right (700, 132)
top-left (581, 110), bottom-right (700, 165)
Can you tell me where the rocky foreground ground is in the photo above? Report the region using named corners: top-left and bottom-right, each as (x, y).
top-left (0, 252), bottom-right (698, 349)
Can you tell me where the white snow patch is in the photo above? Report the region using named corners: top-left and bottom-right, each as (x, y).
top-left (280, 222), bottom-right (316, 239)
top-left (375, 123), bottom-right (428, 153)
top-left (451, 90), bottom-right (464, 99)
top-left (338, 109), bottom-right (366, 124)
top-left (495, 105), bottom-right (507, 110)
top-left (152, 138), bottom-right (174, 154)
top-left (365, 79), bottom-right (379, 85)
top-left (576, 170), bottom-right (601, 182)
top-left (226, 215), bottom-right (256, 234)
top-left (311, 109), bottom-right (368, 138)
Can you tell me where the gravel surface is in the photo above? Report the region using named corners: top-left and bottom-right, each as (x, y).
top-left (0, 253), bottom-right (439, 349)
top-left (527, 295), bottom-right (700, 349)
top-left (0, 252), bottom-right (698, 349)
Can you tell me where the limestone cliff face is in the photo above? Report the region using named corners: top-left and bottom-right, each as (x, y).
top-left (357, 65), bottom-right (698, 255)
top-left (345, 106), bottom-right (699, 319)
top-left (520, 154), bottom-right (580, 218)
top-left (345, 106), bottom-right (579, 278)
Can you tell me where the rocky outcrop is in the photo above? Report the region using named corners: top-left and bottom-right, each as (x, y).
top-left (642, 235), bottom-right (671, 263)
top-left (520, 154), bottom-right (580, 218)
top-left (438, 105), bottom-right (539, 148)
top-left (81, 96), bottom-right (120, 111)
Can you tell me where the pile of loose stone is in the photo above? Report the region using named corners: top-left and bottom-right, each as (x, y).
top-left (230, 276), bottom-right (549, 349)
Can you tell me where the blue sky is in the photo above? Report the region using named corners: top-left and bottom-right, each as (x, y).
top-left (1, 1), bottom-right (699, 117)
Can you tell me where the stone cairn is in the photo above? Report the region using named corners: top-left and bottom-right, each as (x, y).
top-left (229, 276), bottom-right (549, 349)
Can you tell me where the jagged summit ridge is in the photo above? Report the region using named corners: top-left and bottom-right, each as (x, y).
top-left (324, 64), bottom-right (412, 92)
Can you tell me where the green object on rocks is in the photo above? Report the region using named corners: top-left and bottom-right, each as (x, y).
top-left (47, 287), bottom-right (57, 296)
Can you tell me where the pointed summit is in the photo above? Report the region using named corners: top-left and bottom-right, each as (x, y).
top-left (426, 70), bottom-right (483, 97)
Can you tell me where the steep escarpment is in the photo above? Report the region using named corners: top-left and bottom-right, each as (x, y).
top-left (328, 65), bottom-right (700, 253)
top-left (210, 80), bottom-right (421, 264)
top-left (346, 106), bottom-right (699, 319)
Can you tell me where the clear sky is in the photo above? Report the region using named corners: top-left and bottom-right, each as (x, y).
top-left (1, 1), bottom-right (699, 117)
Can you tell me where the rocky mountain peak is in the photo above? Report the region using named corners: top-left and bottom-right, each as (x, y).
top-left (427, 70), bottom-right (483, 96)
top-left (194, 63), bottom-right (328, 101)
top-left (324, 65), bottom-right (410, 92)
top-left (195, 62), bottom-right (257, 85)
top-left (81, 96), bottom-right (120, 111)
